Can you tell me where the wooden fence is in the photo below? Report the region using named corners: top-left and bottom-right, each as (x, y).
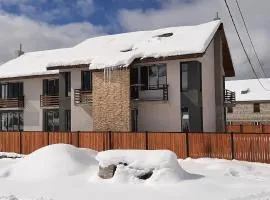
top-left (1, 131), bottom-right (270, 163)
top-left (226, 124), bottom-right (270, 133)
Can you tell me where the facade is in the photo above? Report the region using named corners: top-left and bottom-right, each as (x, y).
top-left (0, 20), bottom-right (235, 132)
top-left (226, 79), bottom-right (270, 125)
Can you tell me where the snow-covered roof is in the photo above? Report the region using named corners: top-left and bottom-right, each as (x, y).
top-left (0, 48), bottom-right (69, 79)
top-left (0, 20), bottom-right (232, 80)
top-left (48, 20), bottom-right (222, 69)
top-left (226, 78), bottom-right (270, 102)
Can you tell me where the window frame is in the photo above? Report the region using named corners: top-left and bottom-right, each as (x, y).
top-left (44, 109), bottom-right (59, 132)
top-left (0, 110), bottom-right (23, 131)
top-left (81, 71), bottom-right (92, 91)
top-left (0, 82), bottom-right (23, 99)
top-left (227, 106), bottom-right (233, 113)
top-left (43, 79), bottom-right (59, 96)
top-left (136, 63), bottom-right (167, 90)
top-left (253, 103), bottom-right (260, 113)
top-left (65, 72), bottom-right (71, 97)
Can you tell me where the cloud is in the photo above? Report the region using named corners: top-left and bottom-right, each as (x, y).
top-left (0, 11), bottom-right (106, 64)
top-left (0, 0), bottom-right (94, 23)
top-left (117, 0), bottom-right (270, 79)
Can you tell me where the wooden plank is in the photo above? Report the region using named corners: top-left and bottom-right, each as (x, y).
top-left (79, 132), bottom-right (109, 151)
top-left (21, 132), bottom-right (49, 154)
top-left (111, 132), bottom-right (146, 150)
top-left (0, 132), bottom-right (20, 153)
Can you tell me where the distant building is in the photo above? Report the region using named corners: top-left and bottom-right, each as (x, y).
top-left (226, 78), bottom-right (270, 125)
top-left (0, 20), bottom-right (235, 132)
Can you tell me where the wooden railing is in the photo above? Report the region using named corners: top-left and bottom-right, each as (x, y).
top-left (224, 89), bottom-right (236, 106)
top-left (0, 97), bottom-right (24, 108)
top-left (74, 89), bottom-right (93, 105)
top-left (131, 84), bottom-right (169, 101)
top-left (40, 95), bottom-right (59, 107)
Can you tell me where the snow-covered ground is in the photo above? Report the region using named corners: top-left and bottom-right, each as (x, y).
top-left (0, 144), bottom-right (270, 200)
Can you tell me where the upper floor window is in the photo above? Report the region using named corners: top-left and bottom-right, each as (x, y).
top-left (140, 64), bottom-right (167, 90)
top-left (0, 111), bottom-right (23, 131)
top-left (64, 72), bottom-right (71, 97)
top-left (0, 82), bottom-right (23, 99)
top-left (81, 71), bottom-right (92, 91)
top-left (43, 79), bottom-right (59, 96)
top-left (254, 103), bottom-right (260, 113)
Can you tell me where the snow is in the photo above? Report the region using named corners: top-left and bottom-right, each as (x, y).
top-left (0, 145), bottom-right (270, 200)
top-left (0, 144), bottom-right (98, 181)
top-left (0, 20), bottom-right (221, 79)
top-left (0, 152), bottom-right (23, 159)
top-left (226, 78), bottom-right (270, 101)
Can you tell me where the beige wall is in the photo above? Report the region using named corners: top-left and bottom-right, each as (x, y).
top-left (92, 69), bottom-right (130, 131)
top-left (227, 102), bottom-right (270, 123)
top-left (70, 68), bottom-right (93, 131)
top-left (135, 40), bottom-right (219, 132)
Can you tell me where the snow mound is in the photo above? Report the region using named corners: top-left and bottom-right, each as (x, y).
top-left (96, 150), bottom-right (195, 184)
top-left (1, 144), bottom-right (98, 181)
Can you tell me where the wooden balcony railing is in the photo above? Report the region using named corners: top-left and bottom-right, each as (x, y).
top-left (40, 95), bottom-right (59, 107)
top-left (0, 96), bottom-right (24, 108)
top-left (74, 89), bottom-right (93, 105)
top-left (131, 84), bottom-right (169, 101)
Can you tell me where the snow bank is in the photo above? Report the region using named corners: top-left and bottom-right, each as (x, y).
top-left (0, 152), bottom-right (23, 159)
top-left (1, 144), bottom-right (98, 181)
top-left (96, 150), bottom-right (193, 184)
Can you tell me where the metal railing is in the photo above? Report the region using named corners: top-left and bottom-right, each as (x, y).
top-left (224, 89), bottom-right (236, 106)
top-left (0, 96), bottom-right (24, 108)
top-left (40, 95), bottom-right (59, 107)
top-left (131, 84), bottom-right (169, 101)
top-left (74, 89), bottom-right (93, 105)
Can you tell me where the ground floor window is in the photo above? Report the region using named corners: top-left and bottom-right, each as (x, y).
top-left (44, 109), bottom-right (59, 132)
top-left (0, 111), bottom-right (23, 131)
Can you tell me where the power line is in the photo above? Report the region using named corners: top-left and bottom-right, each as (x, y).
top-left (235, 0), bottom-right (267, 78)
top-left (223, 0), bottom-right (270, 91)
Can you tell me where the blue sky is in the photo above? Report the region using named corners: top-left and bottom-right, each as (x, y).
top-left (0, 0), bottom-right (269, 79)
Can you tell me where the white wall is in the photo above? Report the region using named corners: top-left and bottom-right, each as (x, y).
top-left (23, 78), bottom-right (43, 131)
top-left (136, 40), bottom-right (218, 132)
top-left (70, 69), bottom-right (93, 131)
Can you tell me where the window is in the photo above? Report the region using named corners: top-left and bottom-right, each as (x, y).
top-left (44, 110), bottom-right (59, 132)
top-left (181, 107), bottom-right (190, 132)
top-left (140, 64), bottom-right (167, 90)
top-left (131, 109), bottom-right (138, 132)
top-left (43, 79), bottom-right (59, 96)
top-left (181, 64), bottom-right (188, 91)
top-left (254, 103), bottom-right (260, 113)
top-left (252, 121), bottom-right (261, 126)
top-left (81, 71), bottom-right (92, 91)
top-left (0, 82), bottom-right (23, 99)
top-left (65, 72), bottom-right (71, 97)
top-left (65, 110), bottom-right (71, 132)
top-left (227, 106), bottom-right (233, 113)
top-left (0, 111), bottom-right (23, 131)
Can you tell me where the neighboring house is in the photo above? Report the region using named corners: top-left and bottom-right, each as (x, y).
top-left (0, 20), bottom-right (235, 133)
top-left (226, 78), bottom-right (270, 125)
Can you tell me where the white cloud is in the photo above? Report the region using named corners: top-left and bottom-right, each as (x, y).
top-left (118, 0), bottom-right (270, 79)
top-left (0, 11), bottom-right (106, 64)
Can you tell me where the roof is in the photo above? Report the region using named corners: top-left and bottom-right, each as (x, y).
top-left (0, 20), bottom-right (234, 80)
top-left (226, 78), bottom-right (270, 102)
top-left (0, 48), bottom-right (69, 80)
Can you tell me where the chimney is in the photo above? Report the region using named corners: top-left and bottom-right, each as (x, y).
top-left (214, 12), bottom-right (221, 21)
top-left (17, 43), bottom-right (25, 57)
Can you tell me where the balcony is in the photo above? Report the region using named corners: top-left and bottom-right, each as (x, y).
top-left (0, 96), bottom-right (24, 108)
top-left (131, 84), bottom-right (169, 101)
top-left (224, 89), bottom-right (236, 106)
top-left (74, 89), bottom-right (93, 105)
top-left (40, 95), bottom-right (59, 107)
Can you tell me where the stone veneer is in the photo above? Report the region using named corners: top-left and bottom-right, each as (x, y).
top-left (92, 69), bottom-right (131, 131)
top-left (227, 102), bottom-right (270, 124)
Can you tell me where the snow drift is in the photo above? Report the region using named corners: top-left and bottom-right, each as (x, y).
top-left (96, 150), bottom-right (197, 184)
top-left (0, 144), bottom-right (98, 181)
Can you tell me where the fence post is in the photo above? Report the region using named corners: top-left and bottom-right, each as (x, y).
top-left (240, 124), bottom-right (243, 133)
top-left (77, 131), bottom-right (80, 147)
top-left (231, 132), bottom-right (234, 160)
top-left (19, 131), bottom-right (23, 154)
top-left (262, 124), bottom-right (265, 133)
top-left (186, 132), bottom-right (189, 158)
top-left (109, 131), bottom-right (112, 149)
top-left (145, 131), bottom-right (148, 150)
top-left (47, 132), bottom-right (50, 145)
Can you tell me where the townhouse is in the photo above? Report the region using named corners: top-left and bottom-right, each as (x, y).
top-left (0, 20), bottom-right (235, 132)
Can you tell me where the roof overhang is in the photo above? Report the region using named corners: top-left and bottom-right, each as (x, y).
top-left (0, 73), bottom-right (58, 82)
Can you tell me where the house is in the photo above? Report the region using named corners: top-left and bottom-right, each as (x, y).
top-left (0, 20), bottom-right (235, 133)
top-left (226, 78), bottom-right (270, 125)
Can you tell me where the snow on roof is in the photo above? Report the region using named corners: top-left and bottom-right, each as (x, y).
top-left (0, 48), bottom-right (69, 79)
top-left (0, 20), bottom-right (221, 79)
top-left (48, 20), bottom-right (221, 69)
top-left (226, 78), bottom-right (270, 102)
